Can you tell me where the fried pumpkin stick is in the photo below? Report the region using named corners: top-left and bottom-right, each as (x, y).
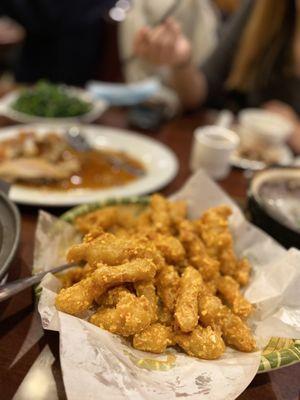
top-left (146, 233), bottom-right (186, 264)
top-left (174, 269), bottom-right (226, 360)
top-left (175, 325), bottom-right (225, 360)
top-left (149, 194), bottom-right (172, 234)
top-left (96, 286), bottom-right (130, 307)
top-left (75, 204), bottom-right (146, 234)
top-left (217, 275), bottom-right (253, 318)
top-left (174, 266), bottom-right (202, 332)
top-left (55, 259), bottom-right (156, 315)
top-left (198, 294), bottom-right (256, 352)
top-left (90, 292), bottom-right (153, 337)
top-left (178, 220), bottom-right (220, 282)
top-left (156, 265), bottom-right (180, 312)
top-left (134, 280), bottom-right (158, 322)
top-left (67, 231), bottom-right (164, 270)
top-left (196, 205), bottom-right (251, 286)
top-left (133, 323), bottom-right (174, 353)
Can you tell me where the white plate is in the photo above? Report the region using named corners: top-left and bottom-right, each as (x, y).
top-left (231, 145), bottom-right (294, 171)
top-left (0, 124), bottom-right (178, 206)
top-left (229, 123), bottom-right (294, 171)
top-left (0, 87), bottom-right (107, 124)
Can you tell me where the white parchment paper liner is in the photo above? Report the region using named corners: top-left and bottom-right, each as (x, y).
top-left (37, 170), bottom-right (300, 400)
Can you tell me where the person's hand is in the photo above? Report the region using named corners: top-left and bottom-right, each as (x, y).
top-left (263, 100), bottom-right (298, 125)
top-left (134, 17), bottom-right (192, 68)
top-left (290, 129), bottom-right (300, 154)
top-left (263, 100), bottom-right (300, 154)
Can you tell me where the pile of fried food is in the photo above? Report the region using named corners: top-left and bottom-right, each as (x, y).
top-left (55, 195), bottom-right (256, 360)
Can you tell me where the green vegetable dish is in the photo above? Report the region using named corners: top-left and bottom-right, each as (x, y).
top-left (12, 81), bottom-right (92, 118)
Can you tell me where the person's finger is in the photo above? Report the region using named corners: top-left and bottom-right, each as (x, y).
top-left (264, 103), bottom-right (290, 115)
top-left (146, 25), bottom-right (169, 64)
top-left (140, 26), bottom-right (151, 43)
top-left (148, 25), bottom-right (166, 46)
top-left (134, 27), bottom-right (150, 56)
top-left (165, 17), bottom-right (181, 36)
top-left (134, 35), bottom-right (145, 56)
top-left (262, 101), bottom-right (272, 108)
top-left (264, 100), bottom-right (293, 112)
top-left (156, 31), bottom-right (176, 64)
top-left (134, 21), bottom-right (181, 65)
top-left (263, 101), bottom-right (298, 125)
top-left (154, 20), bottom-right (182, 64)
top-left (134, 29), bottom-right (144, 46)
top-left (263, 100), bottom-right (281, 109)
top-left (288, 131), bottom-right (300, 154)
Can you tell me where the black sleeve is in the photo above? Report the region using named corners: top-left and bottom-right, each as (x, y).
top-left (0, 0), bottom-right (115, 34)
top-left (200, 0), bottom-right (254, 103)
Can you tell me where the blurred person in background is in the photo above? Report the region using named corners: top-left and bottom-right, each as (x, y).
top-left (0, 17), bottom-right (24, 94)
top-left (119, 0), bottom-right (219, 83)
top-left (0, 0), bottom-right (115, 85)
top-left (119, 0), bottom-right (220, 112)
top-left (133, 0), bottom-right (300, 152)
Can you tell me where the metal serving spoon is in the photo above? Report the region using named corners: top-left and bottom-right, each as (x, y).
top-left (65, 126), bottom-right (145, 177)
top-left (0, 261), bottom-right (77, 302)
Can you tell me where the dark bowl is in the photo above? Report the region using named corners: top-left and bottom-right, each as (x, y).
top-left (248, 168), bottom-right (300, 249)
top-left (0, 191), bottom-right (21, 279)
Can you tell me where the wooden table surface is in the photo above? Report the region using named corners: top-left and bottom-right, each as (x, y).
top-left (0, 108), bottom-right (299, 400)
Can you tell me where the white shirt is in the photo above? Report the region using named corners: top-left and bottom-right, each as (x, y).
top-left (119, 0), bottom-right (220, 83)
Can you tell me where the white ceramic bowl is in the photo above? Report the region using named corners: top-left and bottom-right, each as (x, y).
top-left (0, 87), bottom-right (107, 124)
top-left (238, 108), bottom-right (293, 144)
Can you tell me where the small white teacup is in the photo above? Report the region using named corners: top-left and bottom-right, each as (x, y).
top-left (190, 125), bottom-right (240, 180)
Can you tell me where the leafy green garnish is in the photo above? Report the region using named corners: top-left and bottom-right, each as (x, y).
top-left (12, 80), bottom-right (92, 118)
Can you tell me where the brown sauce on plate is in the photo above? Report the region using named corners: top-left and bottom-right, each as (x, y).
top-left (32, 149), bottom-right (145, 190)
top-left (0, 132), bottom-right (145, 190)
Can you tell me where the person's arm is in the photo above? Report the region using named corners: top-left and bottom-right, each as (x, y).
top-left (290, 125), bottom-right (300, 154)
top-left (119, 0), bottom-right (154, 82)
top-left (134, 18), bottom-right (206, 109)
top-left (134, 0), bottom-right (253, 110)
top-left (170, 62), bottom-right (208, 109)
